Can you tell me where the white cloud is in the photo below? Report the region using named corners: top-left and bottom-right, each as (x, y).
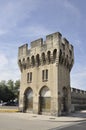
top-left (0, 69), bottom-right (20, 82)
top-left (0, 0), bottom-right (40, 33)
top-left (20, 25), bottom-right (52, 38)
top-left (0, 52), bottom-right (8, 68)
top-left (0, 56), bottom-right (20, 81)
top-left (70, 38), bottom-right (86, 90)
top-left (71, 66), bottom-right (86, 90)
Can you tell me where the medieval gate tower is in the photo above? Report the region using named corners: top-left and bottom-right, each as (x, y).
top-left (18, 32), bottom-right (74, 116)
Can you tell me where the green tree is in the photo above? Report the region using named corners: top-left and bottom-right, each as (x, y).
top-left (0, 82), bottom-right (15, 102)
top-left (0, 80), bottom-right (20, 104)
top-left (7, 80), bottom-right (14, 90)
top-left (0, 80), bottom-right (6, 86)
top-left (14, 80), bottom-right (20, 90)
top-left (14, 80), bottom-right (20, 103)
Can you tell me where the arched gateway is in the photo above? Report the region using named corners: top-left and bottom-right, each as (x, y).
top-left (23, 87), bottom-right (33, 112)
top-left (39, 86), bottom-right (51, 113)
top-left (62, 87), bottom-right (68, 113)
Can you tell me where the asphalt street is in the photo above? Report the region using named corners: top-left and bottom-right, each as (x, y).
top-left (49, 121), bottom-right (86, 130)
top-left (0, 112), bottom-right (86, 130)
top-left (0, 113), bottom-right (69, 130)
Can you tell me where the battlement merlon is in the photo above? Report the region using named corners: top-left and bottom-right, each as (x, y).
top-left (18, 32), bottom-right (74, 61)
top-left (18, 32), bottom-right (62, 58)
top-left (62, 38), bottom-right (74, 50)
top-left (31, 32), bottom-right (62, 48)
top-left (46, 32), bottom-right (62, 45)
top-left (18, 44), bottom-right (28, 59)
top-left (61, 37), bottom-right (74, 58)
top-left (31, 38), bottom-right (43, 48)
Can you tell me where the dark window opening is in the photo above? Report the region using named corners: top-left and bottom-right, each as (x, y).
top-left (27, 72), bottom-right (32, 83)
top-left (42, 69), bottom-right (48, 82)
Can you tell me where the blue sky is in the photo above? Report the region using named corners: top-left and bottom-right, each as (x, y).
top-left (0, 0), bottom-right (86, 90)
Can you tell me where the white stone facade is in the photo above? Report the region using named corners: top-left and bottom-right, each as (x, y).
top-left (18, 32), bottom-right (74, 116)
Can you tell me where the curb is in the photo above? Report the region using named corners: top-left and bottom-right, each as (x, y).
top-left (0, 109), bottom-right (19, 113)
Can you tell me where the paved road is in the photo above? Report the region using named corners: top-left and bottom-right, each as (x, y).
top-left (49, 121), bottom-right (86, 130)
top-left (0, 113), bottom-right (68, 130)
top-left (0, 112), bottom-right (86, 130)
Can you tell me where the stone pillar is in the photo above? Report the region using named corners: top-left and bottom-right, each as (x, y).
top-left (51, 97), bottom-right (59, 116)
top-left (51, 53), bottom-right (53, 64)
top-left (33, 94), bottom-right (39, 114)
top-left (58, 93), bottom-right (62, 116)
top-left (19, 94), bottom-right (24, 112)
top-left (40, 57), bottom-right (43, 66)
top-left (67, 87), bottom-right (71, 113)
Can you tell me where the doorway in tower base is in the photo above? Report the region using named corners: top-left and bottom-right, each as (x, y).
top-left (39, 86), bottom-right (51, 114)
top-left (23, 87), bottom-right (33, 112)
top-left (61, 87), bottom-right (68, 113)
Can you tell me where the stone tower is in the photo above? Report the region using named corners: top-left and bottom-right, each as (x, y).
top-left (18, 32), bottom-right (74, 116)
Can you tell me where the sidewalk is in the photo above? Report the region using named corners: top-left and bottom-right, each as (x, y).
top-left (3, 110), bottom-right (86, 122)
top-left (14, 111), bottom-right (86, 129)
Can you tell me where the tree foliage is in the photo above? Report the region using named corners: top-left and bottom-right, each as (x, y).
top-left (0, 79), bottom-right (20, 103)
top-left (7, 80), bottom-right (14, 90)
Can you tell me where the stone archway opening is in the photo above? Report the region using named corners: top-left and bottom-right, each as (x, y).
top-left (62, 87), bottom-right (68, 113)
top-left (23, 87), bottom-right (33, 112)
top-left (39, 86), bottom-right (51, 114)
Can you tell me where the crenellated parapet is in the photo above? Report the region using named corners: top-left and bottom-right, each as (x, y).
top-left (71, 88), bottom-right (86, 94)
top-left (59, 38), bottom-right (74, 71)
top-left (18, 32), bottom-right (74, 72)
top-left (71, 88), bottom-right (86, 105)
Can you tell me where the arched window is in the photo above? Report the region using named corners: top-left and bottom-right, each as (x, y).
top-left (53, 49), bottom-right (57, 62)
top-left (27, 57), bottom-right (30, 67)
top-left (69, 50), bottom-right (72, 57)
top-left (66, 55), bottom-right (68, 65)
top-left (31, 55), bottom-right (35, 67)
top-left (36, 54), bottom-right (40, 67)
top-left (41, 52), bottom-right (46, 65)
top-left (22, 58), bottom-right (26, 69)
top-left (18, 59), bottom-right (21, 65)
top-left (47, 51), bottom-right (51, 64)
top-left (66, 55), bottom-right (70, 68)
top-left (23, 58), bottom-right (25, 63)
top-left (59, 49), bottom-right (62, 63)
